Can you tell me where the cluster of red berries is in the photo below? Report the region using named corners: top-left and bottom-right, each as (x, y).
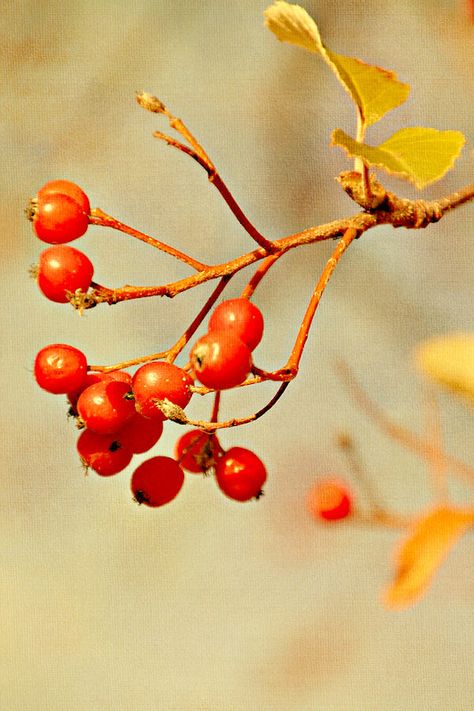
top-left (29, 180), bottom-right (267, 506)
top-left (190, 298), bottom-right (264, 390)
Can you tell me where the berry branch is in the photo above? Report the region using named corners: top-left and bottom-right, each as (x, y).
top-left (136, 92), bottom-right (278, 254)
top-left (89, 208), bottom-right (207, 271)
top-left (27, 1), bottom-right (474, 528)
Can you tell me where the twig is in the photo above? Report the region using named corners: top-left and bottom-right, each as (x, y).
top-left (338, 361), bottom-right (474, 486)
top-left (138, 92), bottom-right (277, 253)
top-left (89, 208), bottom-right (206, 271)
top-left (171, 382), bottom-right (290, 431)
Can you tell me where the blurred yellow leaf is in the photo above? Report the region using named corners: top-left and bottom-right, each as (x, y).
top-left (332, 127), bottom-right (465, 188)
top-left (415, 333), bottom-right (474, 403)
top-left (264, 1), bottom-right (409, 127)
top-left (384, 506), bottom-right (474, 609)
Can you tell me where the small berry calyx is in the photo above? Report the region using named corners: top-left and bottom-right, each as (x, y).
top-left (34, 343), bottom-right (88, 394)
top-left (215, 446), bottom-right (267, 502)
top-left (29, 181), bottom-right (90, 244)
top-left (208, 298), bottom-right (264, 351)
top-left (36, 245), bottom-right (94, 303)
top-left (132, 361), bottom-right (193, 420)
top-left (175, 429), bottom-right (223, 473)
top-left (190, 331), bottom-right (252, 390)
top-left (131, 456), bottom-right (185, 507)
top-left (307, 478), bottom-right (352, 522)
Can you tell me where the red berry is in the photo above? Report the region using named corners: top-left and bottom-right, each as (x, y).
top-left (190, 331), bottom-right (252, 390)
top-left (77, 429), bottom-right (133, 477)
top-left (37, 180), bottom-right (90, 214)
top-left (215, 447), bottom-right (267, 502)
top-left (132, 362), bottom-right (193, 420)
top-left (32, 192), bottom-right (89, 244)
top-left (117, 413), bottom-right (164, 454)
top-left (67, 370), bottom-right (132, 413)
top-left (174, 429), bottom-right (223, 473)
top-left (131, 456), bottom-right (185, 507)
top-left (209, 298), bottom-right (264, 351)
top-left (77, 380), bottom-right (135, 434)
top-left (307, 479), bottom-right (352, 522)
top-left (37, 245), bottom-right (94, 303)
top-left (34, 343), bottom-right (87, 394)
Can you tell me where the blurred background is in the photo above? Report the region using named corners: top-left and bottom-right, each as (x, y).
top-left (2, 1), bottom-right (474, 709)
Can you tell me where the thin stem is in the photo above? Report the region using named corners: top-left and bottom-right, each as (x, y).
top-left (338, 361), bottom-right (474, 486)
top-left (152, 130), bottom-right (211, 172)
top-left (143, 96), bottom-right (276, 252)
top-left (353, 509), bottom-right (413, 530)
top-left (86, 180), bottom-right (474, 308)
top-left (286, 226), bottom-right (358, 374)
top-left (178, 382), bottom-right (289, 432)
top-left (166, 275), bottom-right (232, 362)
top-left (240, 251), bottom-right (282, 299)
top-left (422, 387), bottom-right (449, 503)
top-left (90, 215), bottom-right (363, 305)
top-left (211, 391), bottom-right (221, 423)
top-left (252, 226), bottom-right (358, 381)
top-left (89, 350), bottom-right (169, 373)
top-left (190, 375), bottom-right (265, 395)
top-left (336, 432), bottom-right (387, 516)
top-left (90, 208), bottom-right (206, 271)
top-left (88, 276), bottom-right (232, 373)
top-left (354, 111), bottom-right (372, 204)
top-left (209, 173), bottom-right (278, 253)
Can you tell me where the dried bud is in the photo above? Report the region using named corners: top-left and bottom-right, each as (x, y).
top-left (136, 92), bottom-right (166, 114)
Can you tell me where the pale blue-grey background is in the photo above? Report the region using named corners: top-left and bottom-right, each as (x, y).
top-left (1, 1), bottom-right (474, 709)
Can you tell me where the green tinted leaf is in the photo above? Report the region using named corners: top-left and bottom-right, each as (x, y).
top-left (264, 1), bottom-right (410, 126)
top-left (332, 127), bottom-right (465, 188)
top-left (324, 51), bottom-right (410, 128)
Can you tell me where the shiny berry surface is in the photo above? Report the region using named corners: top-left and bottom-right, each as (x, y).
top-left (37, 180), bottom-right (90, 214)
top-left (209, 298), bottom-right (264, 351)
top-left (77, 380), bottom-right (135, 434)
top-left (132, 362), bottom-right (193, 420)
top-left (32, 192), bottom-right (89, 244)
top-left (117, 413), bottom-right (164, 454)
top-left (67, 370), bottom-right (132, 413)
top-left (34, 343), bottom-right (87, 394)
top-left (77, 429), bottom-right (133, 477)
top-left (37, 245), bottom-right (93, 303)
top-left (215, 447), bottom-right (267, 502)
top-left (190, 330), bottom-right (252, 390)
top-left (131, 456), bottom-right (185, 507)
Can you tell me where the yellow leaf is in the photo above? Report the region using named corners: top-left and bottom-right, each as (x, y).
top-left (332, 127), bottom-right (465, 188)
top-left (264, 1), bottom-right (410, 127)
top-left (384, 506), bottom-right (474, 609)
top-left (415, 333), bottom-right (474, 403)
top-left (264, 0), bottom-right (322, 53)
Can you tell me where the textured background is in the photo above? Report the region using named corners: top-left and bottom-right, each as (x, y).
top-left (2, 1), bottom-right (474, 709)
